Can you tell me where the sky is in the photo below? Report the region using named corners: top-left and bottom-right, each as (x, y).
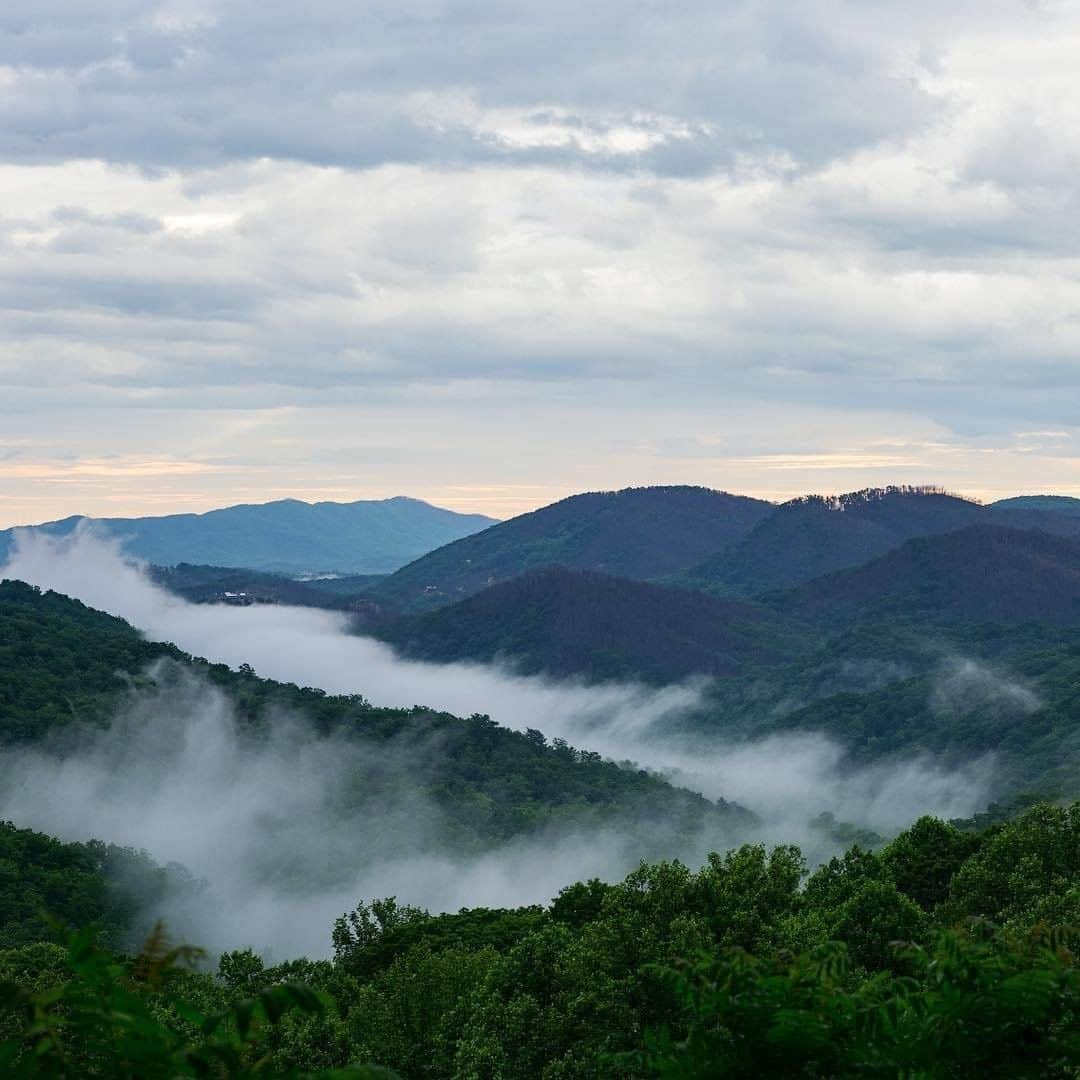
top-left (2, 0), bottom-right (1080, 526)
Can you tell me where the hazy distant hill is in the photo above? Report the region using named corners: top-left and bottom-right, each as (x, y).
top-left (677, 487), bottom-right (988, 596)
top-left (0, 497), bottom-right (496, 575)
top-left (372, 486), bottom-right (774, 611)
top-left (373, 566), bottom-right (807, 683)
top-left (782, 526), bottom-right (1080, 629)
top-left (991, 495), bottom-right (1080, 519)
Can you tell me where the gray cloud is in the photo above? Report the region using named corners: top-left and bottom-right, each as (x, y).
top-left (1, 2), bottom-right (1080, 518)
top-left (0, 1), bottom-right (955, 174)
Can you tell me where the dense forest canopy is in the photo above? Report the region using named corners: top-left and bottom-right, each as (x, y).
top-left (0, 803), bottom-right (1076, 1076)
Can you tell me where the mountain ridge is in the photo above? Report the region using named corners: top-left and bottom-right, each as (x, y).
top-left (0, 496), bottom-right (497, 576)
top-left (991, 495), bottom-right (1080, 518)
top-left (779, 524), bottom-right (1080, 629)
top-left (676, 486), bottom-right (988, 597)
top-left (371, 485), bottom-right (775, 612)
top-left (372, 565), bottom-right (809, 683)
top-left (675, 485), bottom-right (1080, 597)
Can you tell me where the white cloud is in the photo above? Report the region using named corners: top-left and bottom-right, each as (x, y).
top-left (1, 3), bottom-right (1079, 518)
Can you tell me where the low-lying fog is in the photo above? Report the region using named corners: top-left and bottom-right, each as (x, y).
top-left (1, 528), bottom-right (996, 958)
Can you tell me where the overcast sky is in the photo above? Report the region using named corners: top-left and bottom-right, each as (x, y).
top-left (2, 1), bottom-right (1079, 525)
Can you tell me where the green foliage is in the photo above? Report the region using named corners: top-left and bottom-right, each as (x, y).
top-left (0, 820), bottom-right (186, 951)
top-left (639, 926), bottom-right (1080, 1078)
top-left (2, 804), bottom-right (1079, 1077)
top-left (881, 815), bottom-right (980, 911)
top-left (4, 576), bottom-right (1080, 1075)
top-left (347, 944), bottom-right (496, 1078)
top-left (333, 899), bottom-right (542, 983)
top-left (0, 580), bottom-right (169, 741)
top-left (943, 802), bottom-right (1080, 929)
top-left (828, 880), bottom-right (927, 971)
top-left (802, 845), bottom-right (889, 913)
top-left (0, 924), bottom-right (394, 1078)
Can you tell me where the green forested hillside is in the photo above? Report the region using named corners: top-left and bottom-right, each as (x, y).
top-left (358, 521), bottom-right (1080, 804)
top-left (0, 821), bottom-right (188, 951)
top-left (3, 522), bottom-right (1080, 1075)
top-left (676, 487), bottom-right (988, 596)
top-left (0, 579), bottom-right (746, 848)
top-left (373, 566), bottom-right (809, 683)
top-left (684, 621), bottom-right (1080, 799)
top-left (1, 803), bottom-right (1076, 1077)
top-left (780, 525), bottom-right (1080, 629)
top-left (0, 580), bottom-right (174, 742)
top-left (371, 486), bottom-right (774, 612)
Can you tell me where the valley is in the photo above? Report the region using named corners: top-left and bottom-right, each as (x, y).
top-left (1, 483), bottom-right (1078, 1076)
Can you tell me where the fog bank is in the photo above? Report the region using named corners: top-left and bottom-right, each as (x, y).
top-left (1, 528), bottom-right (997, 955)
top-left (0, 662), bottom-right (717, 957)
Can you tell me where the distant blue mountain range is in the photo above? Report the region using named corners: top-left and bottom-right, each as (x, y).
top-left (0, 497), bottom-right (498, 575)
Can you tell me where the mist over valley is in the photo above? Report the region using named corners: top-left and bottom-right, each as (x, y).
top-left (4, 487), bottom-right (1075, 960)
top-left (4, 4), bottom-right (1080, 1065)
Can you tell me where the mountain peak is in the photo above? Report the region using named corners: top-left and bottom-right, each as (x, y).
top-left (371, 486), bottom-right (775, 612)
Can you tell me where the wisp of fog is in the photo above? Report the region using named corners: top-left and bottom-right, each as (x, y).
top-left (0, 527), bottom-right (997, 957)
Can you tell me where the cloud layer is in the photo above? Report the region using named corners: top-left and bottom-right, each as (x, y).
top-left (2, 2), bottom-right (1080, 521)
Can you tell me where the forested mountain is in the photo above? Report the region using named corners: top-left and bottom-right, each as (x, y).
top-left (675, 486), bottom-right (1080, 599)
top-left (3, 515), bottom-right (1080, 1076)
top-left (0, 497), bottom-right (496, 575)
top-left (0, 580), bottom-right (176, 742)
top-left (370, 486), bottom-right (774, 611)
top-left (372, 566), bottom-right (808, 683)
top-left (676, 486), bottom-right (988, 596)
top-left (0, 579), bottom-right (746, 847)
top-left (737, 628), bottom-right (1080, 797)
top-left (992, 494), bottom-right (1080, 518)
top-left (781, 526), bottom-right (1080, 629)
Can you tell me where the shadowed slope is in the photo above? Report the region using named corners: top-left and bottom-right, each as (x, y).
top-left (991, 495), bottom-right (1080, 519)
top-left (781, 526), bottom-right (1080, 629)
top-left (373, 486), bottom-right (774, 612)
top-left (374, 566), bottom-right (808, 683)
top-left (678, 487), bottom-right (987, 596)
